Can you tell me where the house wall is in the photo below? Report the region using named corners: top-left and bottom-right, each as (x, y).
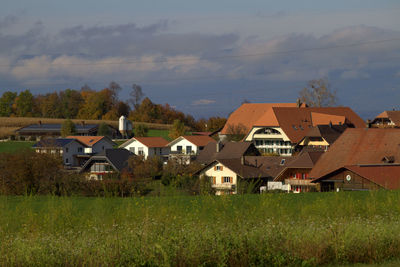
top-left (64, 141), bottom-right (86, 166)
top-left (170, 139), bottom-right (199, 154)
top-left (276, 168), bottom-right (317, 193)
top-left (319, 170), bottom-right (382, 191)
top-left (244, 127), bottom-right (293, 156)
top-left (201, 162), bottom-right (238, 195)
top-left (92, 139), bottom-right (114, 154)
top-left (122, 139), bottom-right (169, 159)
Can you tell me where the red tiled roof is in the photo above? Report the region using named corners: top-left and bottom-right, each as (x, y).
top-left (183, 135), bottom-right (216, 147)
top-left (220, 103), bottom-right (299, 134)
top-left (374, 111), bottom-right (400, 125)
top-left (133, 137), bottom-right (169, 147)
top-left (311, 112), bottom-right (345, 126)
top-left (67, 136), bottom-right (104, 147)
top-left (309, 128), bottom-right (400, 179)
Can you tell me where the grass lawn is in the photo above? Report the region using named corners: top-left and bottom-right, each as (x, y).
top-left (1, 191), bottom-right (400, 266)
top-left (0, 141), bottom-right (35, 153)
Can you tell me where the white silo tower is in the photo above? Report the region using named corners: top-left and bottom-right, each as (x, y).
top-left (119, 115), bottom-right (127, 137)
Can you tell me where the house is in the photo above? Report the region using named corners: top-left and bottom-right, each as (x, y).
top-left (296, 124), bottom-right (348, 151)
top-left (168, 135), bottom-right (216, 164)
top-left (197, 155), bottom-right (293, 195)
top-left (274, 149), bottom-right (324, 192)
top-left (33, 138), bottom-right (86, 166)
top-left (196, 141), bottom-right (261, 165)
top-left (242, 106), bottom-right (365, 156)
top-left (119, 137), bottom-right (170, 160)
top-left (15, 122), bottom-right (121, 140)
top-left (67, 136), bottom-right (115, 154)
top-left (312, 165), bottom-right (400, 191)
top-left (79, 149), bottom-right (133, 180)
top-left (309, 128), bottom-right (400, 191)
top-left (370, 110), bottom-right (400, 127)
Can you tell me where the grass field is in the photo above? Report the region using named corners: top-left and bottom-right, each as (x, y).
top-left (0, 141), bottom-right (35, 153)
top-left (1, 191), bottom-right (400, 266)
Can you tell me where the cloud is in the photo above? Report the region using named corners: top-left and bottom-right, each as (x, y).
top-left (192, 99), bottom-right (216, 105)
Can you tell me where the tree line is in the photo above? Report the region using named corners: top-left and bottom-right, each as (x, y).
top-left (0, 82), bottom-right (226, 132)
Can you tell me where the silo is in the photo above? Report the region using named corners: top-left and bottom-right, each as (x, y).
top-left (119, 115), bottom-right (127, 137)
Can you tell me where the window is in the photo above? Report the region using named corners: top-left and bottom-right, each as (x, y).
top-left (138, 147), bottom-right (144, 156)
top-left (78, 147), bottom-right (83, 153)
top-left (129, 147), bottom-right (135, 153)
top-left (186, 146), bottom-right (192, 154)
top-left (280, 159), bottom-right (285, 165)
top-left (102, 146), bottom-right (105, 151)
top-left (66, 147), bottom-right (69, 153)
top-left (65, 158), bottom-right (69, 164)
top-left (223, 177), bottom-right (232, 183)
top-left (215, 165), bottom-right (223, 171)
top-left (177, 146), bottom-right (182, 152)
top-left (159, 148), bottom-right (162, 154)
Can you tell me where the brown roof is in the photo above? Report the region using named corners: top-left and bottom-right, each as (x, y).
top-left (217, 159), bottom-right (270, 179)
top-left (301, 124), bottom-right (348, 145)
top-left (374, 111), bottom-right (400, 125)
top-left (244, 156), bottom-right (295, 178)
top-left (181, 135), bottom-right (216, 147)
top-left (121, 137), bottom-right (169, 148)
top-left (196, 141), bottom-right (260, 165)
top-left (67, 136), bottom-right (112, 147)
top-left (220, 103), bottom-right (299, 134)
top-left (313, 165), bottom-right (400, 190)
top-left (311, 112), bottom-right (345, 126)
top-left (309, 128), bottom-right (400, 179)
top-left (261, 107), bottom-right (365, 143)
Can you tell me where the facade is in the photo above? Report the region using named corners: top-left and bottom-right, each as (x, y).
top-left (67, 136), bottom-right (115, 154)
top-left (119, 137), bottom-right (170, 160)
top-left (168, 136), bottom-right (216, 164)
top-left (312, 165), bottom-right (400, 191)
top-left (274, 150), bottom-right (324, 193)
top-left (296, 124), bottom-right (348, 151)
top-left (33, 138), bottom-right (86, 166)
top-left (79, 149), bottom-right (133, 180)
top-left (371, 111), bottom-right (400, 127)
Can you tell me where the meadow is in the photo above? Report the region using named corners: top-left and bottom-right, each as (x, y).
top-left (0, 141), bottom-right (34, 153)
top-left (1, 191), bottom-right (400, 266)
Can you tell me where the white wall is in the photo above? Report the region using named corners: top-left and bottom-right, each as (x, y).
top-left (63, 140), bottom-right (86, 166)
top-left (170, 138), bottom-right (199, 154)
top-left (201, 162), bottom-right (238, 195)
top-left (122, 139), bottom-right (169, 159)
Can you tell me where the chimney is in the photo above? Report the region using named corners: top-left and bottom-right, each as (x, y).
top-left (38, 120), bottom-right (42, 126)
top-left (366, 119), bottom-right (371, 128)
top-left (296, 98), bottom-right (301, 108)
top-left (329, 121), bottom-right (332, 128)
top-left (216, 141), bottom-right (223, 153)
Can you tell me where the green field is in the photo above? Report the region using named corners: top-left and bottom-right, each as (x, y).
top-left (1, 191), bottom-right (400, 266)
top-left (0, 141), bottom-right (35, 153)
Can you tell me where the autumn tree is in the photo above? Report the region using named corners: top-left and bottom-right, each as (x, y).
top-left (134, 123), bottom-right (149, 137)
top-left (15, 90), bottom-right (34, 117)
top-left (38, 92), bottom-right (62, 118)
top-left (169, 119), bottom-right (185, 139)
top-left (299, 78), bottom-right (337, 107)
top-left (61, 119), bottom-right (76, 137)
top-left (0, 91), bottom-right (17, 116)
top-left (98, 123), bottom-right (111, 137)
top-left (225, 123), bottom-right (247, 142)
top-left (59, 89), bottom-right (83, 118)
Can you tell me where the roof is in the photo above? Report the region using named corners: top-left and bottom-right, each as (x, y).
top-left (220, 103), bottom-right (299, 135)
top-left (302, 124), bottom-right (348, 144)
top-left (274, 150), bottom-right (324, 181)
top-left (169, 135), bottom-right (216, 147)
top-left (244, 156), bottom-right (295, 178)
top-left (67, 136), bottom-right (115, 147)
top-left (216, 159), bottom-right (270, 179)
top-left (309, 128), bottom-right (400, 179)
top-left (120, 137), bottom-right (169, 148)
top-left (253, 107), bottom-right (365, 144)
top-left (313, 165), bottom-right (400, 190)
top-left (33, 138), bottom-right (77, 148)
top-left (196, 141), bottom-right (260, 165)
top-left (374, 111), bottom-right (400, 125)
top-left (80, 149), bottom-right (134, 173)
top-left (16, 123), bottom-right (98, 134)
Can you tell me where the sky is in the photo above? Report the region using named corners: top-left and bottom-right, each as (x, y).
top-left (1, 0), bottom-right (400, 119)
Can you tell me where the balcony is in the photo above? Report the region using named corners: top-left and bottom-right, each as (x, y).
top-left (212, 183), bottom-right (235, 190)
top-left (284, 179), bottom-right (316, 186)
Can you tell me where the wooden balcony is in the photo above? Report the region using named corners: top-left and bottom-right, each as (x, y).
top-left (285, 179), bottom-right (316, 186)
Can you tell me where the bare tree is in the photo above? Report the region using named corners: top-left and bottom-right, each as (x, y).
top-left (299, 78), bottom-right (337, 107)
top-left (130, 84), bottom-right (144, 109)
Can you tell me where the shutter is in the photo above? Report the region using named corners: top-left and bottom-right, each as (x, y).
top-left (230, 177), bottom-right (233, 184)
top-left (214, 166), bottom-right (216, 171)
top-left (221, 177), bottom-right (224, 183)
top-left (213, 177), bottom-right (216, 184)
top-left (220, 166), bottom-right (223, 171)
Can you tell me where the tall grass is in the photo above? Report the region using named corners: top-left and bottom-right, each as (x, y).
top-left (1, 191), bottom-right (400, 266)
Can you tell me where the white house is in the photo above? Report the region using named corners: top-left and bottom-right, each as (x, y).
top-left (168, 135), bottom-right (216, 164)
top-left (33, 138), bottom-right (86, 166)
top-left (119, 137), bottom-right (170, 160)
top-left (67, 136), bottom-right (115, 154)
